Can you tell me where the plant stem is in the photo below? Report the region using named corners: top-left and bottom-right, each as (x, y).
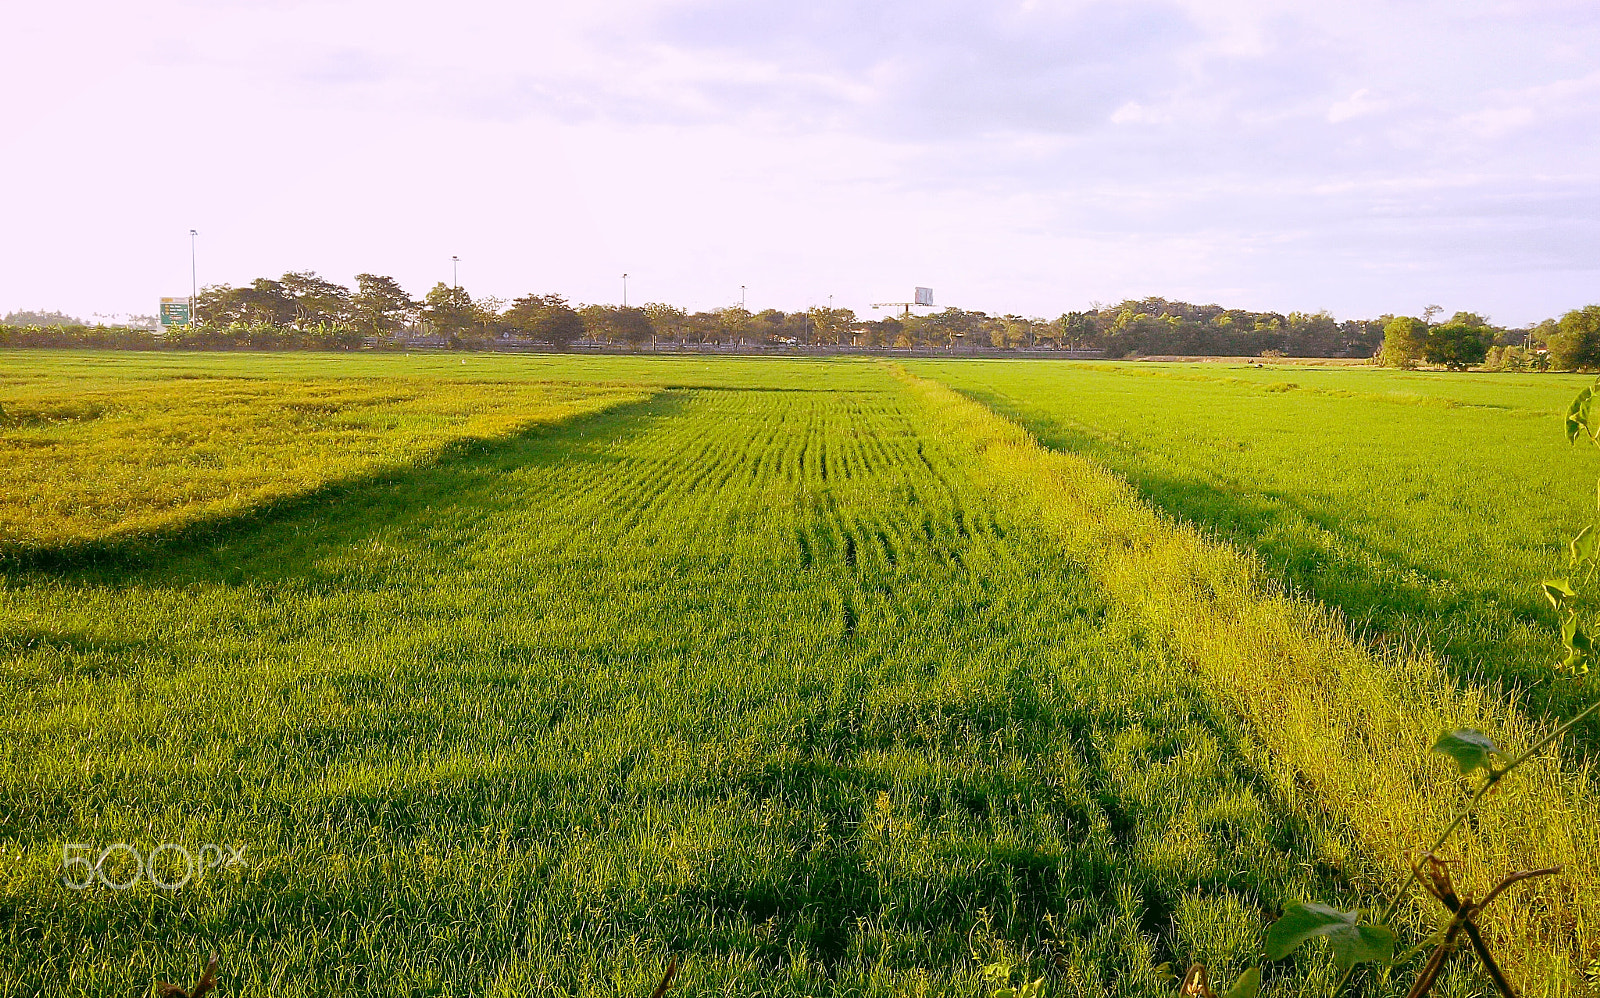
top-left (1462, 921), bottom-right (1516, 998)
top-left (1329, 695), bottom-right (1600, 997)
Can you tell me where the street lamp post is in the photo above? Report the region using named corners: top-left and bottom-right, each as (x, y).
top-left (189, 230), bottom-right (198, 315)
top-left (740, 286), bottom-right (746, 310)
top-left (623, 273), bottom-right (629, 307)
top-left (452, 256), bottom-right (460, 289)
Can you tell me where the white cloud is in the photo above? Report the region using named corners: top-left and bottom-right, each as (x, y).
top-left (1110, 101), bottom-right (1174, 125)
top-left (1327, 89), bottom-right (1387, 124)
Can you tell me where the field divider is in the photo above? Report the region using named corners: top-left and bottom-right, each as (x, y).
top-left (891, 364), bottom-right (1598, 992)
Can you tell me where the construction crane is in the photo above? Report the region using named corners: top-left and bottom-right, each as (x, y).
top-left (871, 287), bottom-right (935, 318)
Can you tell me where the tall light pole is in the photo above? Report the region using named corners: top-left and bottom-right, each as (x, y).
top-left (452, 256), bottom-right (460, 289)
top-left (622, 273), bottom-right (628, 307)
top-left (189, 230), bottom-right (198, 311)
top-left (740, 285), bottom-right (746, 310)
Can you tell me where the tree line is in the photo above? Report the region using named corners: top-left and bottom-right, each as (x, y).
top-left (193, 280), bottom-right (1394, 354)
top-left (6, 274), bottom-right (1600, 368)
top-left (1377, 305), bottom-right (1600, 371)
top-left (191, 273), bottom-right (868, 349)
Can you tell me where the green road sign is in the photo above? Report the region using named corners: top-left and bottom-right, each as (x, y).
top-left (159, 298), bottom-right (192, 327)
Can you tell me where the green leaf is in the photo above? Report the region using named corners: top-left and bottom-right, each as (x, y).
top-left (1326, 924), bottom-right (1397, 971)
top-left (1222, 967), bottom-right (1260, 998)
top-left (1568, 388), bottom-right (1593, 443)
top-left (1543, 577), bottom-right (1577, 609)
top-left (1433, 729), bottom-right (1499, 774)
top-left (1561, 647), bottom-right (1592, 675)
top-left (1265, 904), bottom-right (1396, 971)
top-left (1563, 614), bottom-right (1595, 653)
top-left (980, 962), bottom-right (1011, 984)
top-left (1574, 525), bottom-right (1599, 566)
top-left (1265, 902), bottom-right (1358, 959)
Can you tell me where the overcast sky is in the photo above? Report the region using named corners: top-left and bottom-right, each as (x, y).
top-left (4, 0), bottom-right (1597, 325)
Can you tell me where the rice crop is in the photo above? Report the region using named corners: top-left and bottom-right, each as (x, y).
top-left (2, 357), bottom-right (1363, 998)
top-left (908, 360), bottom-right (1600, 743)
top-left (898, 364), bottom-right (1600, 993)
top-left (2, 351), bottom-right (1593, 997)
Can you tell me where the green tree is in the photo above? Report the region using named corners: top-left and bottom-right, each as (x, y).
top-left (194, 279), bottom-right (293, 328)
top-left (422, 283), bottom-right (475, 343)
top-left (1286, 310), bottom-right (1341, 355)
top-left (1056, 311), bottom-right (1097, 350)
top-left (644, 303), bottom-right (688, 344)
top-left (997, 314), bottom-right (1036, 350)
top-left (1530, 317), bottom-right (1559, 350)
top-left (1337, 318), bottom-right (1386, 357)
top-left (612, 306), bottom-right (653, 347)
top-left (279, 272), bottom-right (351, 329)
top-left (3, 309), bottom-right (80, 326)
top-left (1380, 315), bottom-right (1426, 369)
top-left (545, 307), bottom-right (585, 348)
top-left (753, 309), bottom-right (790, 343)
top-left (474, 296), bottom-right (506, 338)
top-left (715, 306), bottom-right (753, 344)
top-left (238, 279), bottom-right (295, 327)
top-left (907, 308), bottom-right (989, 349)
top-left (807, 307), bottom-right (855, 346)
top-left (351, 274), bottom-right (417, 336)
top-left (573, 305), bottom-right (653, 346)
top-left (859, 318), bottom-right (895, 348)
top-left (193, 285), bottom-right (249, 326)
top-left (1549, 305), bottom-right (1600, 371)
top-left (1423, 321), bottom-right (1491, 369)
top-left (578, 304), bottom-right (612, 342)
top-left (507, 294), bottom-right (584, 348)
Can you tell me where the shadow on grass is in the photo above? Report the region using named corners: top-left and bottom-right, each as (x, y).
top-left (954, 387), bottom-right (1599, 750)
top-left (0, 391), bottom-right (688, 586)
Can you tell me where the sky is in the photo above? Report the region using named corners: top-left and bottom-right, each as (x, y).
top-left (3, 0), bottom-right (1598, 326)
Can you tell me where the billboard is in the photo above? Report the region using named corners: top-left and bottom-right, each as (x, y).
top-left (914, 287), bottom-right (934, 306)
top-left (159, 297), bottom-right (192, 328)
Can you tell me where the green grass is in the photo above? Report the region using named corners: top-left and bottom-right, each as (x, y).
top-left (1, 356), bottom-right (1368, 997)
top-left (4, 351), bottom-right (1596, 996)
top-left (895, 366), bottom-right (1600, 991)
top-left (907, 360), bottom-right (1600, 740)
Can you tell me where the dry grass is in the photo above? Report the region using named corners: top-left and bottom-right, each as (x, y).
top-left (0, 373), bottom-right (650, 550)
